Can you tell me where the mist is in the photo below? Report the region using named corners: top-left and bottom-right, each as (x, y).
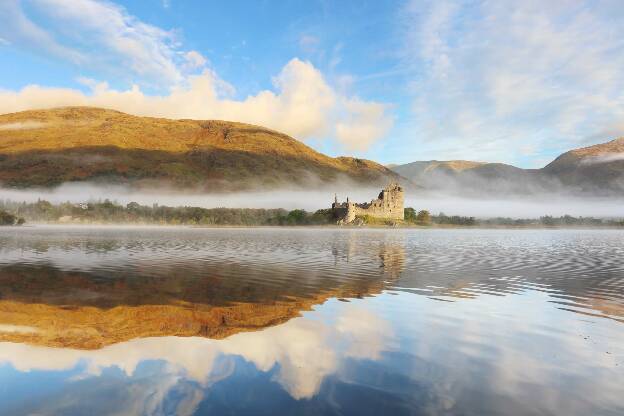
top-left (0, 121), bottom-right (47, 130)
top-left (1, 182), bottom-right (623, 219)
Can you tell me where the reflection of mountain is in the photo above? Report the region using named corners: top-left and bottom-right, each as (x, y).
top-left (0, 229), bottom-right (406, 349)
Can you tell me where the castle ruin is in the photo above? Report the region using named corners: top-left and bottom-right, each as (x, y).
top-left (332, 183), bottom-right (405, 223)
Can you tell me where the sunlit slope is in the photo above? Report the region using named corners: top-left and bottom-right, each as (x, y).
top-left (0, 107), bottom-right (399, 189)
top-left (542, 137), bottom-right (624, 191)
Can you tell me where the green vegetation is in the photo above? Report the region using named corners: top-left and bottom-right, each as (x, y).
top-left (480, 215), bottom-right (624, 227)
top-left (0, 199), bottom-right (335, 226)
top-left (416, 210), bottom-right (432, 225)
top-left (432, 212), bottom-right (475, 226)
top-left (1, 200), bottom-right (622, 228)
top-left (355, 215), bottom-right (398, 226)
top-left (403, 207), bottom-right (623, 227)
top-left (0, 209), bottom-right (24, 226)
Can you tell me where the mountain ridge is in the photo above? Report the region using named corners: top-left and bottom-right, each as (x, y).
top-left (392, 138), bottom-right (624, 195)
top-left (0, 107), bottom-right (401, 190)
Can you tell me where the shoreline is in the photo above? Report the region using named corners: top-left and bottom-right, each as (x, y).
top-left (3, 222), bottom-right (624, 230)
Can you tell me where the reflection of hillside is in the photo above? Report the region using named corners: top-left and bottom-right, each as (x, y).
top-left (0, 232), bottom-right (407, 349)
top-left (0, 265), bottom-right (386, 349)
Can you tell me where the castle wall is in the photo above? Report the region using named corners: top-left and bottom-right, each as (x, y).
top-left (332, 184), bottom-right (405, 223)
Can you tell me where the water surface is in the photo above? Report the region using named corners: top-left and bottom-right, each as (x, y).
top-left (0, 227), bottom-right (622, 415)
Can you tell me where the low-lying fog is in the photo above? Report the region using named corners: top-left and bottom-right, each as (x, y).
top-left (1, 183), bottom-right (623, 219)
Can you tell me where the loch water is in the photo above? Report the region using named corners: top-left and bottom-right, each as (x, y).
top-left (0, 227), bottom-right (622, 415)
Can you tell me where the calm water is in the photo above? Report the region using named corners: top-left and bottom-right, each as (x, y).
top-left (0, 227), bottom-right (623, 415)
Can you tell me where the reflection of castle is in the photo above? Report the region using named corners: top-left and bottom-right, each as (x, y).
top-left (332, 183), bottom-right (405, 223)
top-left (378, 243), bottom-right (406, 280)
top-left (331, 232), bottom-right (406, 281)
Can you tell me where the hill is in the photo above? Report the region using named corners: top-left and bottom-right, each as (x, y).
top-left (0, 107), bottom-right (400, 190)
top-left (392, 138), bottom-right (624, 196)
top-left (391, 160), bottom-right (485, 182)
top-left (542, 137), bottom-right (624, 192)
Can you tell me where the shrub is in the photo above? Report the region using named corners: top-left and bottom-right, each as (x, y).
top-left (416, 210), bottom-right (431, 225)
top-left (0, 210), bottom-right (17, 226)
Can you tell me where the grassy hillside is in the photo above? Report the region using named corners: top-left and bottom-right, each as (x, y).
top-left (0, 107), bottom-right (399, 189)
top-left (542, 138), bottom-right (624, 192)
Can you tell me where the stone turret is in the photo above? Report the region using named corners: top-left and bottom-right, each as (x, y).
top-left (332, 183), bottom-right (405, 224)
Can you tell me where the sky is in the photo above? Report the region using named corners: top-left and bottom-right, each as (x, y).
top-left (0, 0), bottom-right (623, 168)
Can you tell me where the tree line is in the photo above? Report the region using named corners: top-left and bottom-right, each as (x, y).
top-left (404, 208), bottom-right (623, 227)
top-left (0, 209), bottom-right (25, 226)
top-left (0, 199), bottom-right (622, 227)
top-left (0, 199), bottom-right (336, 226)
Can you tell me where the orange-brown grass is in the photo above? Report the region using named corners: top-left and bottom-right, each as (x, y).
top-left (0, 107), bottom-right (399, 189)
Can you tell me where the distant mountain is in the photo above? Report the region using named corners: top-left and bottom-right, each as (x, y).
top-left (0, 107), bottom-right (400, 190)
top-left (542, 138), bottom-right (624, 193)
top-left (391, 160), bottom-right (485, 182)
top-left (392, 138), bottom-right (624, 196)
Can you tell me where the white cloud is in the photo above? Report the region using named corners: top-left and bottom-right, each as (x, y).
top-left (0, 58), bottom-right (392, 149)
top-left (402, 0), bottom-right (624, 164)
top-left (336, 98), bottom-right (394, 151)
top-left (182, 50), bottom-right (208, 70)
top-left (0, 0), bottom-right (202, 86)
top-left (0, 0), bottom-right (84, 64)
top-left (0, 305), bottom-right (392, 401)
top-left (37, 0), bottom-right (192, 84)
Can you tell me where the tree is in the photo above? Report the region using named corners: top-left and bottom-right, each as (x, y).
top-left (126, 202), bottom-right (141, 211)
top-left (0, 210), bottom-right (17, 225)
top-left (404, 207), bottom-right (417, 223)
top-left (286, 209), bottom-right (307, 225)
top-left (416, 210), bottom-right (431, 225)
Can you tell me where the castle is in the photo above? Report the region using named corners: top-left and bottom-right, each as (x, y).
top-left (332, 183), bottom-right (405, 223)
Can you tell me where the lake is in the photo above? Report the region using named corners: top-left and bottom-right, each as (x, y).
top-left (0, 227), bottom-right (622, 415)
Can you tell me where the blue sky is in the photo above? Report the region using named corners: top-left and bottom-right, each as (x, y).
top-left (0, 0), bottom-right (623, 167)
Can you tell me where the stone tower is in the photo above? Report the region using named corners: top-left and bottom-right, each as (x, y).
top-left (332, 183), bottom-right (405, 223)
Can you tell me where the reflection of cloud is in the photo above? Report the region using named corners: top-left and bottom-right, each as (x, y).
top-left (24, 367), bottom-right (204, 416)
top-left (224, 319), bottom-right (336, 399)
top-left (0, 304), bottom-right (393, 403)
top-left (336, 307), bottom-right (392, 360)
top-left (398, 291), bottom-right (624, 415)
top-left (0, 324), bottom-right (38, 333)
